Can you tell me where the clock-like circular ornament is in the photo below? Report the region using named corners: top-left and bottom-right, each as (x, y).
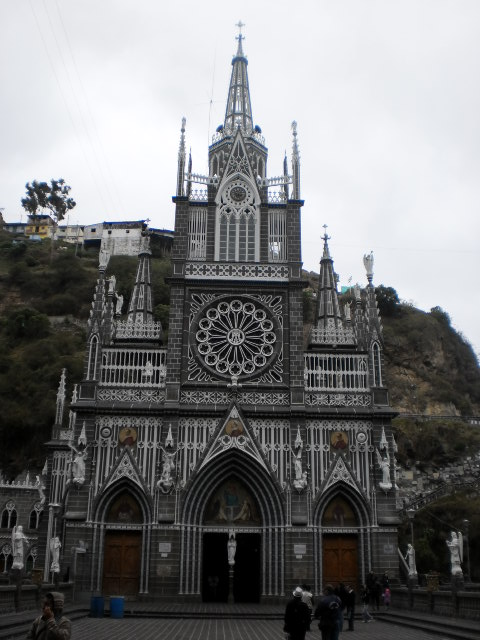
top-left (193, 297), bottom-right (279, 379)
top-left (224, 180), bottom-right (252, 206)
top-left (230, 185), bottom-right (247, 202)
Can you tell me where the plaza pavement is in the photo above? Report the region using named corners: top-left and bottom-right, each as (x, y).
top-left (69, 616), bottom-right (458, 640)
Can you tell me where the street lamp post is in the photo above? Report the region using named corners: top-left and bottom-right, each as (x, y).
top-left (462, 519), bottom-right (471, 581)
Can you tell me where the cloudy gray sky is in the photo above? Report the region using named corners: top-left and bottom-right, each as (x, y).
top-left (2, 0), bottom-right (479, 358)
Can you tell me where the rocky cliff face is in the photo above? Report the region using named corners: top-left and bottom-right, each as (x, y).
top-left (382, 306), bottom-right (480, 416)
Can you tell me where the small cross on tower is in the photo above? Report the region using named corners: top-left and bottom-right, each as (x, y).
top-left (236, 20), bottom-right (245, 43)
top-left (322, 223), bottom-right (330, 243)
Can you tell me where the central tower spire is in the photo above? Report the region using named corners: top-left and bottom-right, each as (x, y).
top-left (224, 21), bottom-right (253, 135)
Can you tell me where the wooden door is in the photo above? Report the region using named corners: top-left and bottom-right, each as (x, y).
top-left (323, 535), bottom-right (358, 588)
top-left (102, 531), bottom-right (141, 595)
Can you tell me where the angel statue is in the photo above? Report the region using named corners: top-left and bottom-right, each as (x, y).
top-left (157, 447), bottom-right (179, 492)
top-left (363, 251), bottom-right (374, 278)
top-left (446, 531), bottom-right (463, 576)
top-left (376, 449), bottom-right (392, 491)
top-left (290, 445), bottom-right (307, 491)
top-left (11, 525), bottom-right (28, 571)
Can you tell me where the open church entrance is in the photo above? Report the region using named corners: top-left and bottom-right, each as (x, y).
top-left (102, 491), bottom-right (142, 596)
top-left (322, 496), bottom-right (358, 588)
top-left (202, 476), bottom-right (262, 602)
top-left (202, 532), bottom-right (261, 602)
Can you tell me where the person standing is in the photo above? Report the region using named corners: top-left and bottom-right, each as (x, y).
top-left (360, 584), bottom-right (374, 623)
top-left (314, 584), bottom-right (342, 640)
top-left (345, 584), bottom-right (356, 631)
top-left (284, 587), bottom-right (310, 640)
top-left (335, 583), bottom-right (348, 634)
top-left (301, 584), bottom-right (314, 630)
top-left (383, 587), bottom-right (391, 611)
top-left (26, 592), bottom-right (71, 640)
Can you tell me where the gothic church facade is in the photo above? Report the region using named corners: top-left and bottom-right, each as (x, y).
top-left (40, 32), bottom-right (399, 602)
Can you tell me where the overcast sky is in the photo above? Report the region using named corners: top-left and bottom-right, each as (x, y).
top-left (1, 0), bottom-right (479, 359)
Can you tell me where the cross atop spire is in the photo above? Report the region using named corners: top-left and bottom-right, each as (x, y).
top-left (322, 224), bottom-right (331, 258)
top-left (236, 20), bottom-right (245, 38)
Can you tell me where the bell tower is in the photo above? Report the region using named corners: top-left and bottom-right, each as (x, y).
top-left (167, 25), bottom-right (305, 406)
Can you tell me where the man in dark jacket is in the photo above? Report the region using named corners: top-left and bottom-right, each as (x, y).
top-left (284, 586), bottom-right (310, 640)
top-left (345, 584), bottom-right (356, 631)
top-left (26, 591), bottom-right (71, 639)
top-left (314, 584), bottom-right (342, 640)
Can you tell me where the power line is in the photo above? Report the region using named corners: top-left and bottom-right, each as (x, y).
top-left (53, 0), bottom-right (125, 214)
top-left (28, 0), bottom-right (109, 214)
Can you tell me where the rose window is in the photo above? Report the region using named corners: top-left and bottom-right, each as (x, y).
top-left (194, 298), bottom-right (278, 377)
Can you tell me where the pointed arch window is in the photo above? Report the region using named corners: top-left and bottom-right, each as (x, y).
top-left (268, 210), bottom-right (287, 261)
top-left (216, 179), bottom-right (259, 262)
top-left (372, 342), bottom-right (382, 386)
top-left (29, 503), bottom-right (43, 530)
top-left (1, 545), bottom-right (12, 573)
top-left (1, 502), bottom-right (17, 529)
top-left (87, 335), bottom-right (99, 380)
top-left (188, 207), bottom-right (207, 260)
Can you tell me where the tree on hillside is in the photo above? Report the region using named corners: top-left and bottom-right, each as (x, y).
top-left (375, 284), bottom-right (400, 316)
top-left (21, 179), bottom-right (76, 259)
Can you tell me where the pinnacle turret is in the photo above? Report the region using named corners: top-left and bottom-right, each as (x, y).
top-left (176, 117), bottom-right (186, 197)
top-left (314, 229), bottom-right (342, 328)
top-left (309, 229), bottom-right (356, 348)
top-left (291, 121), bottom-right (301, 200)
top-left (127, 235), bottom-right (154, 324)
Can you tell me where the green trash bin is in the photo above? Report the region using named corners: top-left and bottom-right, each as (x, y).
top-left (110, 596), bottom-right (124, 619)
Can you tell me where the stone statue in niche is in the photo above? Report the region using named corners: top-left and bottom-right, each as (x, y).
top-left (376, 448), bottom-right (392, 491)
top-left (115, 293), bottom-right (124, 315)
top-left (50, 536), bottom-right (61, 574)
top-left (227, 530), bottom-right (237, 566)
top-left (291, 444), bottom-right (307, 492)
top-left (11, 525), bottom-right (28, 570)
top-left (446, 531), bottom-right (463, 576)
top-left (68, 444), bottom-right (90, 486)
top-left (108, 274), bottom-right (116, 294)
top-left (157, 446), bottom-right (179, 493)
top-left (405, 543), bottom-right (417, 576)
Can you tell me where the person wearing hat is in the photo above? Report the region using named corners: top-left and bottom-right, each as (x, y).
top-left (26, 591), bottom-right (71, 639)
top-left (284, 586), bottom-right (310, 640)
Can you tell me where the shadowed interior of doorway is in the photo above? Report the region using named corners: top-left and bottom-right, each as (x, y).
top-left (202, 532), bottom-right (261, 602)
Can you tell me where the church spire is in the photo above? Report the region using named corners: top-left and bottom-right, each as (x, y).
top-left (309, 227), bottom-right (355, 347)
top-left (314, 227), bottom-right (342, 328)
top-left (224, 21), bottom-right (253, 135)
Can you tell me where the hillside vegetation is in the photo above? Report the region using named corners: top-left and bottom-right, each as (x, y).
top-left (1, 231), bottom-right (479, 480)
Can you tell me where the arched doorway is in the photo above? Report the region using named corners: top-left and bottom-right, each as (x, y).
top-left (322, 496), bottom-right (359, 588)
top-left (102, 491), bottom-right (142, 595)
top-left (180, 449), bottom-right (285, 600)
top-left (202, 477), bottom-right (261, 602)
